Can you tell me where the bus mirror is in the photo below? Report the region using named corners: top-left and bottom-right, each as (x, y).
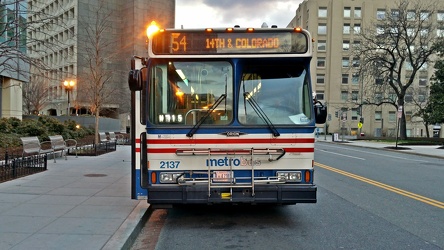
top-left (128, 69), bottom-right (142, 91)
top-left (131, 58), bottom-right (136, 70)
top-left (314, 102), bottom-right (327, 124)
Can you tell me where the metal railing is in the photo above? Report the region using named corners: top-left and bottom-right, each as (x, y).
top-left (0, 153), bottom-right (47, 183)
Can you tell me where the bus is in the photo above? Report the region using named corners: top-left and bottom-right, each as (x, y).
top-left (128, 22), bottom-right (327, 208)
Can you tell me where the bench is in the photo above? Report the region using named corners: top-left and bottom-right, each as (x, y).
top-left (48, 135), bottom-right (78, 160)
top-left (99, 132), bottom-right (109, 142)
top-left (20, 136), bottom-right (56, 162)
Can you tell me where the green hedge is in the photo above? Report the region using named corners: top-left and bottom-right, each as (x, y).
top-left (0, 116), bottom-right (94, 148)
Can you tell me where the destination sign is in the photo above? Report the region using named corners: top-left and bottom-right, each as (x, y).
top-left (151, 30), bottom-right (308, 54)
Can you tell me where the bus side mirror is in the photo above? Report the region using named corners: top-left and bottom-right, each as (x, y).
top-left (128, 69), bottom-right (142, 91)
top-left (314, 101), bottom-right (327, 124)
top-left (128, 57), bottom-right (147, 91)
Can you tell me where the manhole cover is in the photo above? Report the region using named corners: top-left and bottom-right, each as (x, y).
top-left (84, 174), bottom-right (107, 177)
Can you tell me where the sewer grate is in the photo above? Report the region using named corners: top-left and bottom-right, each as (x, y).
top-left (84, 174), bottom-right (107, 177)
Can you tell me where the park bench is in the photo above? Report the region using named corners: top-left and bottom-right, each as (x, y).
top-left (99, 132), bottom-right (109, 142)
top-left (20, 136), bottom-right (56, 162)
top-left (48, 135), bottom-right (78, 160)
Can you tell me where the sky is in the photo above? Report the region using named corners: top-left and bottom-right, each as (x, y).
top-left (175, 0), bottom-right (304, 29)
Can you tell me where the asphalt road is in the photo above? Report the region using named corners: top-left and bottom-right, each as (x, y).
top-left (131, 142), bottom-right (444, 250)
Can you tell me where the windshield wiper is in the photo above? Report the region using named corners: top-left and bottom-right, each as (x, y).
top-left (186, 94), bottom-right (226, 137)
top-left (243, 92), bottom-right (280, 137)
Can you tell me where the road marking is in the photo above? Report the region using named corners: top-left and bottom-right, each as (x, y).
top-left (317, 149), bottom-right (365, 160)
top-left (315, 162), bottom-right (444, 209)
top-left (318, 144), bottom-right (427, 162)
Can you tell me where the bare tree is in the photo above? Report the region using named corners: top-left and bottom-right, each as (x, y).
top-left (22, 73), bottom-right (49, 114)
top-left (353, 0), bottom-right (440, 139)
top-left (77, 0), bottom-right (119, 144)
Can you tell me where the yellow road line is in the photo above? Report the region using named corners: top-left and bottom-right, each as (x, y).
top-left (315, 162), bottom-right (444, 209)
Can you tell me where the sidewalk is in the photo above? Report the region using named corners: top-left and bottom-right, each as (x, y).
top-left (0, 146), bottom-right (150, 250)
top-left (317, 135), bottom-right (444, 159)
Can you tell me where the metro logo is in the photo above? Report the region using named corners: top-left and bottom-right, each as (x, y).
top-left (206, 157), bottom-right (261, 167)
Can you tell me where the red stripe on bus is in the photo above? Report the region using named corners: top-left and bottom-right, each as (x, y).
top-left (146, 138), bottom-right (314, 144)
top-left (147, 147), bottom-right (314, 153)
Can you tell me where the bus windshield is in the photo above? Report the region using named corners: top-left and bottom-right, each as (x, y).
top-left (238, 61), bottom-right (312, 125)
top-left (148, 60), bottom-right (233, 125)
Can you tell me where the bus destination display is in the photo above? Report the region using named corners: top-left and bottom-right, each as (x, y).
top-left (152, 31), bottom-right (308, 54)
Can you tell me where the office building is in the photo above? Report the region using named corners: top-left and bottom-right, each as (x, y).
top-left (289, 0), bottom-right (444, 137)
top-left (27, 0), bottom-right (174, 125)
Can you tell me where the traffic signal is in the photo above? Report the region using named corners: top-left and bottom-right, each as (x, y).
top-left (359, 117), bottom-right (364, 123)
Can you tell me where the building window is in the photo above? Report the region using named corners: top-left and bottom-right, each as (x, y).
top-left (352, 57), bottom-right (360, 67)
top-left (438, 12), bottom-right (444, 21)
top-left (342, 57), bottom-right (350, 68)
top-left (342, 74), bottom-right (349, 84)
top-left (388, 92), bottom-right (397, 102)
top-left (377, 9), bottom-right (386, 20)
top-left (420, 11), bottom-right (430, 21)
top-left (316, 74), bottom-right (325, 84)
top-left (318, 24), bottom-right (327, 35)
top-left (351, 108), bottom-right (358, 120)
top-left (375, 93), bottom-right (383, 103)
top-left (353, 24), bottom-right (361, 34)
top-left (317, 40), bottom-right (326, 51)
top-left (353, 40), bottom-right (360, 50)
top-left (352, 73), bottom-right (359, 84)
top-left (375, 111), bottom-right (382, 121)
top-left (344, 7), bottom-right (351, 18)
top-left (352, 91), bottom-right (359, 101)
top-left (316, 91), bottom-right (324, 100)
top-left (406, 111), bottom-right (412, 121)
top-left (343, 24), bottom-right (350, 34)
top-left (389, 111), bottom-right (396, 122)
top-left (407, 10), bottom-right (416, 20)
top-left (317, 57), bottom-right (326, 67)
top-left (354, 7), bottom-right (361, 18)
top-left (419, 78), bottom-right (427, 86)
top-left (391, 9), bottom-right (400, 20)
top-left (341, 91), bottom-right (348, 101)
top-left (343, 40), bottom-right (350, 51)
top-left (318, 7), bottom-right (327, 18)
top-left (405, 93), bottom-right (413, 103)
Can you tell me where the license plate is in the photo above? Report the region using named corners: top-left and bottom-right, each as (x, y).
top-left (213, 171), bottom-right (231, 182)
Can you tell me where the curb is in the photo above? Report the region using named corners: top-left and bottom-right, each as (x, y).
top-left (102, 201), bottom-right (153, 250)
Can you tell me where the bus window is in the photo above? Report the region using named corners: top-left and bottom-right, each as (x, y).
top-left (239, 62), bottom-right (311, 125)
top-left (149, 60), bottom-right (233, 125)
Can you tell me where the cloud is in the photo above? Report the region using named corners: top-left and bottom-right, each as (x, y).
top-left (176, 0), bottom-right (302, 28)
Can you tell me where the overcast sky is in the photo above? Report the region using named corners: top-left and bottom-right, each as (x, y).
top-left (175, 0), bottom-right (304, 29)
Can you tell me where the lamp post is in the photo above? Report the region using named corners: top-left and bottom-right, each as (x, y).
top-left (63, 80), bottom-right (75, 115)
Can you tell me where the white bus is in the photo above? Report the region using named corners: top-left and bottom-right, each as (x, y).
top-left (128, 22), bottom-right (327, 207)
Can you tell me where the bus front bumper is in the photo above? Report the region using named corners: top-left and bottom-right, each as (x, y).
top-left (147, 184), bottom-right (316, 206)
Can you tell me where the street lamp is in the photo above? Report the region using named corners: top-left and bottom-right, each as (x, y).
top-left (63, 80), bottom-right (75, 115)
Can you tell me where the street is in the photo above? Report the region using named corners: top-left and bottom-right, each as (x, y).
top-left (131, 142), bottom-right (444, 249)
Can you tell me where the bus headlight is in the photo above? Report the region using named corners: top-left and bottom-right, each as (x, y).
top-left (276, 171), bottom-right (302, 182)
top-left (159, 172), bottom-right (183, 183)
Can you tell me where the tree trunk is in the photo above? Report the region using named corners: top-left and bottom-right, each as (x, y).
top-left (94, 107), bottom-right (100, 145)
top-left (424, 122), bottom-right (430, 138)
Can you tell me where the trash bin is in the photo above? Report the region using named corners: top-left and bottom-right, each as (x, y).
top-left (433, 125), bottom-right (441, 138)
